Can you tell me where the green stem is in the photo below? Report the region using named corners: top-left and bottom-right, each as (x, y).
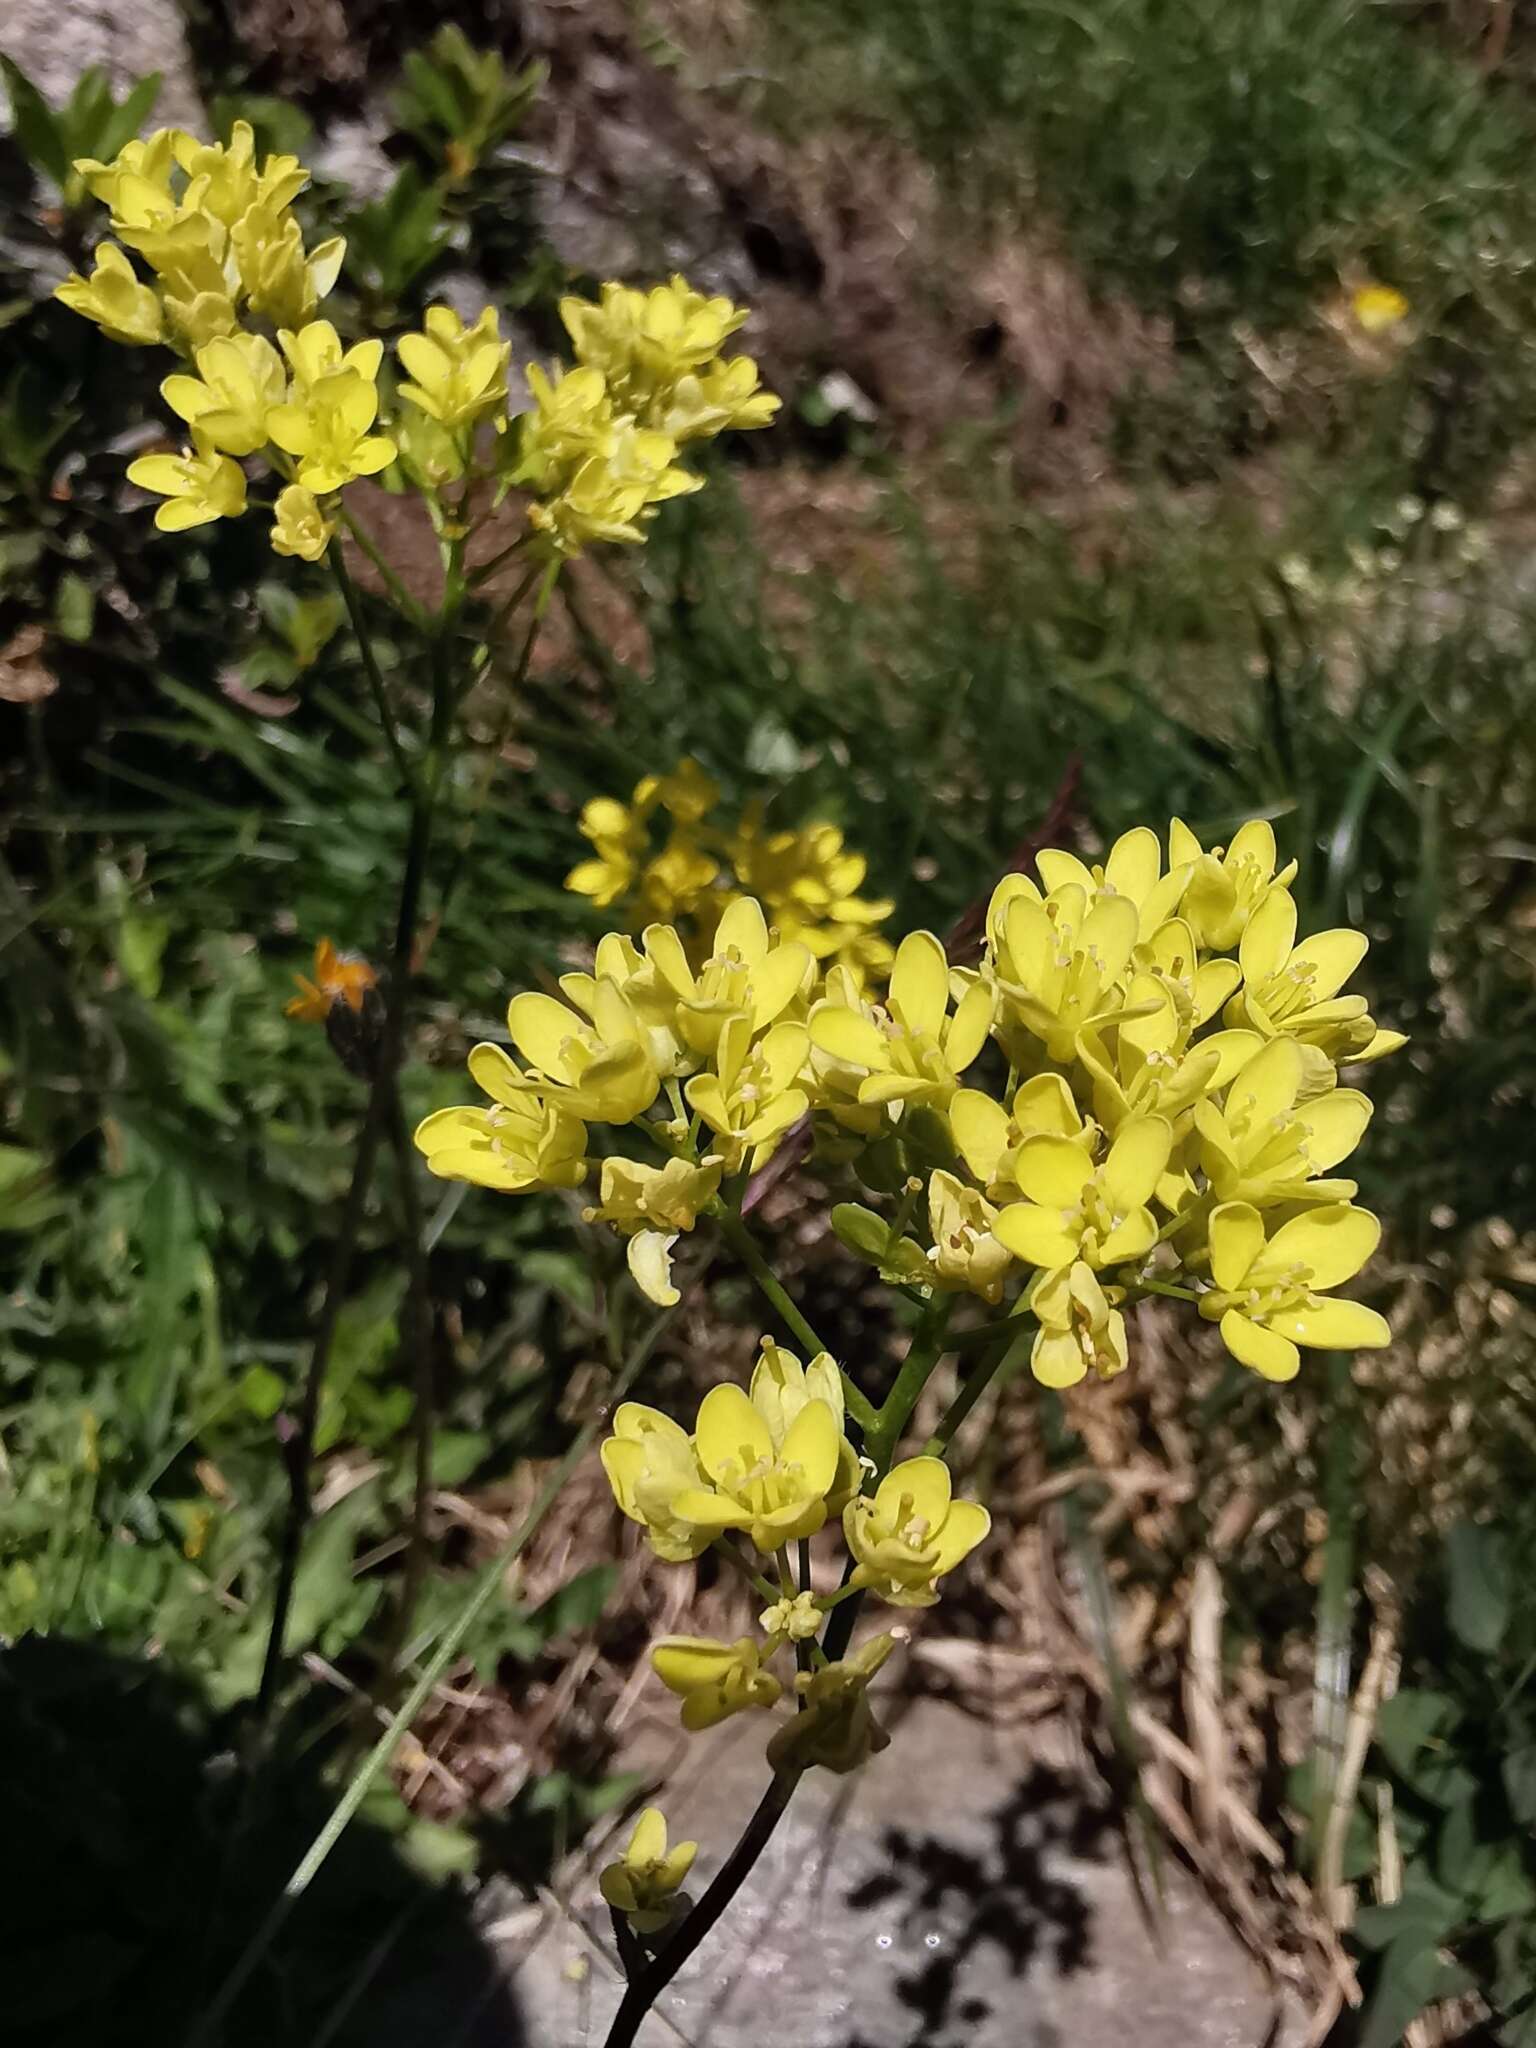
top-left (923, 1316), bottom-right (1034, 1456)
top-left (866, 1295), bottom-right (954, 1477)
top-left (191, 1305), bottom-right (677, 2048)
top-left (710, 1537), bottom-right (779, 1607)
top-left (331, 551), bottom-right (414, 795)
top-left (339, 509), bottom-right (424, 625)
top-left (715, 1211), bottom-right (878, 1437)
top-left (380, 1073), bottom-right (436, 1680)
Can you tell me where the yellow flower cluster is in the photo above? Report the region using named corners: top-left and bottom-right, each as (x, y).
top-left (598, 1340), bottom-right (985, 1786)
top-left (565, 757), bottom-right (894, 988)
top-left (58, 129), bottom-right (747, 571)
top-left (426, 815), bottom-right (1400, 1389)
top-left (512, 277), bottom-right (779, 557)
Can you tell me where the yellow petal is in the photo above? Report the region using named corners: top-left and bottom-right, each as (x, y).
top-left (627, 1229), bottom-right (679, 1306)
top-left (651, 1638), bottom-right (739, 1694)
top-left (1013, 1134), bottom-right (1094, 1207)
top-left (1035, 848), bottom-right (1096, 896)
top-left (945, 977), bottom-right (995, 1072)
top-left (889, 930), bottom-right (948, 1040)
top-left (779, 1398), bottom-right (839, 1498)
top-left (874, 1455), bottom-right (952, 1528)
top-left (809, 1003), bottom-right (889, 1071)
top-left (600, 1865), bottom-right (639, 1912)
top-left (1225, 817), bottom-right (1276, 877)
top-left (507, 991), bottom-right (583, 1081)
top-left (1299, 1089), bottom-right (1372, 1172)
top-left (1208, 1201), bottom-right (1265, 1290)
top-left (1257, 1204), bottom-right (1380, 1288)
top-left (715, 894), bottom-right (768, 964)
top-left (1080, 891), bottom-right (1139, 982)
top-left (1238, 888), bottom-right (1297, 987)
top-left (1290, 929), bottom-right (1367, 1004)
top-left (1219, 1309), bottom-right (1299, 1381)
top-left (949, 1089), bottom-right (1009, 1182)
top-left (993, 1203), bottom-right (1081, 1268)
top-left (1268, 1298), bottom-right (1389, 1349)
top-left (630, 1805), bottom-right (669, 1864)
top-left (1012, 1073), bottom-right (1081, 1136)
top-left (657, 1840), bottom-right (698, 1889)
top-left (929, 1497), bottom-right (990, 1574)
top-left (467, 1041), bottom-right (529, 1106)
top-left (1031, 1326), bottom-right (1087, 1388)
top-left (1103, 826), bottom-right (1160, 904)
top-left (612, 1401), bottom-right (690, 1449)
top-left (1226, 1037), bottom-right (1302, 1130)
top-left (749, 943), bottom-right (812, 1028)
top-left (694, 1382), bottom-right (771, 1480)
top-left (1100, 1116), bottom-right (1171, 1212)
top-left (669, 1486), bottom-right (752, 1530)
top-left (1096, 1206), bottom-right (1157, 1265)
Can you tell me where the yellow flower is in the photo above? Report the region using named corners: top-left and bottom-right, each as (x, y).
top-left (505, 982), bottom-right (660, 1124)
top-left (759, 1590), bottom-right (822, 1646)
top-left (280, 321), bottom-right (383, 390)
top-left (74, 131), bottom-right (179, 216)
top-left (1028, 1260), bottom-right (1129, 1388)
top-left (808, 930), bottom-right (993, 1112)
top-left (171, 121), bottom-right (307, 229)
top-left (1352, 284), bottom-right (1410, 335)
top-left (747, 1338), bottom-right (861, 1514)
top-left (643, 895), bottom-right (812, 1058)
top-left (116, 208), bottom-right (232, 310)
top-left (660, 354), bottom-right (781, 443)
top-left (414, 1044), bottom-right (588, 1194)
top-left (766, 1634), bottom-right (896, 1777)
top-left (984, 876), bottom-right (1140, 1065)
top-left (583, 1153), bottom-right (723, 1306)
top-left (925, 1169), bottom-right (1013, 1304)
top-left (1194, 1034), bottom-right (1371, 1206)
top-left (1198, 1201), bottom-right (1390, 1381)
top-left (267, 364), bottom-right (396, 495)
top-left (527, 428), bottom-right (701, 558)
top-left (126, 438), bottom-right (248, 531)
top-left (162, 333), bottom-right (285, 456)
top-left (1168, 817), bottom-right (1297, 953)
top-left (601, 1403), bottom-right (711, 1562)
top-left (684, 1015), bottom-right (810, 1172)
top-left (559, 276), bottom-right (756, 423)
top-left (567, 795), bottom-right (648, 909)
top-left (1035, 825), bottom-right (1190, 945)
top-left (637, 757), bottom-right (719, 825)
top-left (286, 936), bottom-right (377, 1021)
top-left (598, 1807), bottom-right (696, 1932)
top-left (636, 834), bottom-right (720, 923)
top-left (844, 1456), bottom-right (990, 1608)
top-left (948, 1071), bottom-right (1086, 1202)
top-left (232, 199), bottom-right (345, 329)
top-left (991, 1115), bottom-right (1172, 1272)
top-left (270, 483), bottom-right (334, 562)
top-left (55, 243), bottom-right (162, 346)
top-left (397, 304), bottom-right (511, 431)
top-left (516, 362), bottom-right (617, 487)
top-left (1226, 890), bottom-right (1407, 1064)
top-left (676, 1377), bottom-right (843, 1553)
top-left (163, 287), bottom-right (241, 351)
top-left (650, 1634), bottom-right (782, 1730)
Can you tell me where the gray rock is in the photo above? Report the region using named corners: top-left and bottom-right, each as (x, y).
top-left (0, 0), bottom-right (204, 141)
top-left (500, 1698), bottom-right (1294, 2047)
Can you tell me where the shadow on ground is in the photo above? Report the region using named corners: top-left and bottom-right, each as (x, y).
top-left (836, 1763), bottom-right (1111, 2048)
top-left (0, 1635), bottom-right (525, 2048)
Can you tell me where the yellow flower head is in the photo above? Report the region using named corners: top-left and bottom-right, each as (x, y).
top-left (925, 1169), bottom-right (1013, 1304)
top-left (984, 874), bottom-right (1140, 1066)
top-left (1169, 817), bottom-right (1297, 954)
top-left (560, 276), bottom-right (755, 423)
top-left (1352, 284), bottom-right (1410, 335)
top-left (644, 895), bottom-right (813, 1058)
top-left (1193, 1034), bottom-right (1370, 1207)
top-left (766, 1634), bottom-right (897, 1777)
top-left (598, 1807), bottom-right (696, 1932)
top-left (583, 1153), bottom-right (723, 1306)
top-left (286, 936), bottom-right (377, 1021)
top-left (74, 130), bottom-right (180, 216)
top-left (397, 304), bottom-right (511, 431)
top-left (414, 1044), bottom-right (588, 1195)
top-left (659, 354), bottom-right (781, 443)
top-left (517, 362), bottom-right (617, 488)
top-left (1035, 826), bottom-right (1190, 946)
top-left (844, 1456), bottom-right (990, 1608)
top-left (267, 351), bottom-right (396, 495)
top-left (650, 1634), bottom-right (782, 1731)
top-left (1198, 1201), bottom-right (1390, 1381)
top-left (232, 199), bottom-right (344, 330)
top-left (1029, 1260), bottom-right (1129, 1388)
top-left (55, 243), bottom-right (163, 347)
top-left (504, 981), bottom-right (660, 1124)
top-left (126, 437), bottom-right (248, 532)
top-left (162, 332), bottom-right (285, 457)
top-left (992, 1115), bottom-right (1173, 1273)
top-left (171, 122), bottom-right (307, 230)
top-left (809, 930), bottom-right (993, 1117)
top-left (270, 483), bottom-right (335, 562)
top-left (601, 1403), bottom-right (712, 1563)
top-left (1226, 889), bottom-right (1406, 1064)
top-left (748, 1338), bottom-right (861, 1514)
top-left (679, 1377), bottom-right (845, 1554)
top-left (280, 321), bottom-right (383, 390)
top-left (684, 1015), bottom-right (810, 1173)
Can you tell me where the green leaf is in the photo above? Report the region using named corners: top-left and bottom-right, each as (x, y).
top-left (1446, 1521), bottom-right (1511, 1655)
top-left (1, 57), bottom-right (71, 188)
top-left (53, 571), bottom-right (94, 644)
top-left (1375, 1687), bottom-right (1458, 1778)
top-left (116, 911), bottom-right (170, 998)
top-left (90, 70), bottom-right (162, 165)
top-left (1353, 1880), bottom-right (1459, 1952)
top-left (1504, 1745), bottom-right (1536, 1828)
top-left (429, 1430), bottom-right (490, 1489)
top-left (532, 1561), bottom-right (617, 1639)
top-left (1361, 1932), bottom-right (1465, 2048)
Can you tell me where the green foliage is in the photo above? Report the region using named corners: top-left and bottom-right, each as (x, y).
top-left (341, 166), bottom-right (452, 319)
top-left (0, 56), bottom-right (162, 202)
top-left (391, 26), bottom-right (545, 185)
top-left (1349, 1515), bottom-right (1536, 2045)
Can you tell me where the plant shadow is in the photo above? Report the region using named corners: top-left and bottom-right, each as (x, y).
top-left (837, 1762), bottom-right (1113, 2048)
top-left (0, 1634), bottom-right (525, 2048)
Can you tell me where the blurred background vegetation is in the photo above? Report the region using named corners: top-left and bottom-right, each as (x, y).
top-left (3, 1), bottom-right (1536, 2042)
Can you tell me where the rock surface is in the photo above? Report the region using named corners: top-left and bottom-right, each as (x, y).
top-left (0, 0), bottom-right (204, 135)
top-left (497, 1697), bottom-right (1294, 2048)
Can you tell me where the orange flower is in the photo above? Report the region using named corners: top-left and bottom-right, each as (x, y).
top-left (286, 937), bottom-right (378, 1021)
